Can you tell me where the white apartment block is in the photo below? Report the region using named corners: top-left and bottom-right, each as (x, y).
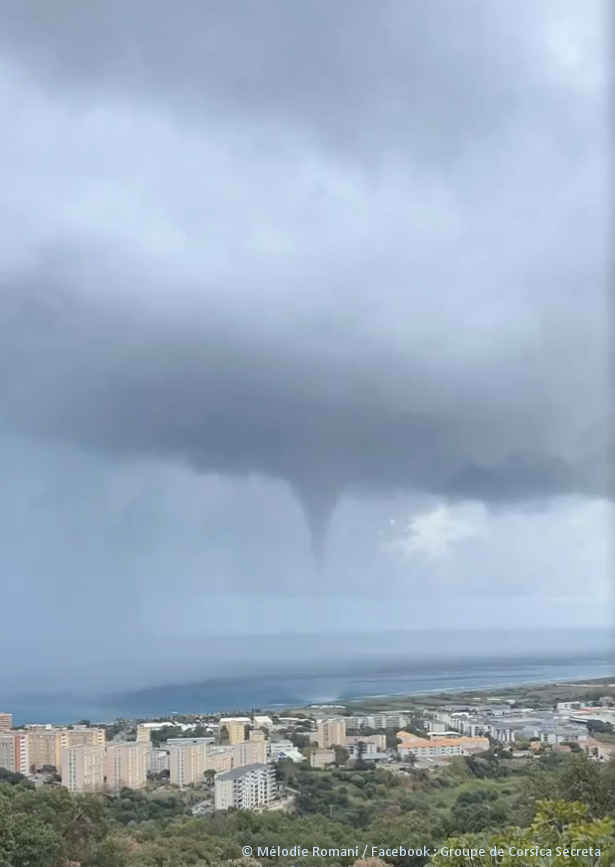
top-left (0, 732), bottom-right (29, 775)
top-left (268, 739), bottom-right (294, 757)
top-left (315, 718), bottom-right (346, 749)
top-left (106, 742), bottom-right (149, 791)
top-left (0, 713), bottom-right (12, 732)
top-left (346, 741), bottom-right (380, 757)
top-left (214, 763), bottom-right (275, 812)
top-left (345, 713), bottom-right (409, 731)
top-left (253, 715), bottom-right (273, 729)
top-left (61, 745), bottom-right (105, 793)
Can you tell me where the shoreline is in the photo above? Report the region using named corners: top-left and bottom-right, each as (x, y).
top-left (277, 671), bottom-right (615, 713)
top-left (7, 667), bottom-right (614, 727)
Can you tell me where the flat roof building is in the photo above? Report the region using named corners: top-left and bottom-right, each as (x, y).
top-left (315, 718), bottom-right (346, 749)
top-left (61, 744), bottom-right (105, 793)
top-left (214, 763), bottom-right (275, 812)
top-left (169, 742), bottom-right (207, 787)
top-left (0, 732), bottom-right (29, 775)
top-left (106, 742), bottom-right (149, 792)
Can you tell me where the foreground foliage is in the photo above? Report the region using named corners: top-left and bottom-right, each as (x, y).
top-left (431, 800), bottom-right (615, 866)
top-left (0, 753), bottom-right (613, 867)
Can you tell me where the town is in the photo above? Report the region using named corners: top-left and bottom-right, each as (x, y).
top-left (1, 681), bottom-right (614, 815)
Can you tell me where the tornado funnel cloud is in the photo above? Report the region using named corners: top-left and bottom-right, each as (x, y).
top-left (290, 475), bottom-right (344, 569)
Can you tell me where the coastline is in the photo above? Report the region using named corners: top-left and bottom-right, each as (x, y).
top-left (6, 661), bottom-right (614, 726)
top-left (338, 672), bottom-right (615, 707)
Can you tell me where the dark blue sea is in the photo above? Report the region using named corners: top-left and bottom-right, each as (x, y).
top-left (6, 657), bottom-right (614, 726)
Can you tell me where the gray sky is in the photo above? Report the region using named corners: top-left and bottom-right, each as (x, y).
top-left (0, 0), bottom-right (612, 692)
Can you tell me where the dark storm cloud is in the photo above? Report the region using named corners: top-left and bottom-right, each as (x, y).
top-left (0, 0), bottom-right (597, 164)
top-left (0, 0), bottom-right (610, 560)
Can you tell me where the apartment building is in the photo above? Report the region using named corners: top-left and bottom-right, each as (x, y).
top-left (0, 713), bottom-right (12, 732)
top-left (106, 742), bottom-right (149, 792)
top-left (228, 722), bottom-right (247, 745)
top-left (346, 741), bottom-right (380, 758)
top-left (268, 739), bottom-right (294, 757)
top-left (204, 746), bottom-right (233, 774)
top-left (0, 731), bottom-right (29, 775)
top-left (539, 728), bottom-right (587, 746)
top-left (310, 748), bottom-right (335, 769)
top-left (232, 737), bottom-right (266, 769)
top-left (248, 730), bottom-right (266, 763)
top-left (65, 727), bottom-right (106, 749)
top-left (28, 729), bottom-right (66, 770)
top-left (425, 720), bottom-right (449, 734)
top-left (346, 734), bottom-right (386, 751)
top-left (315, 718), bottom-right (346, 749)
top-left (219, 717), bottom-right (250, 727)
top-left (219, 717), bottom-right (250, 745)
top-left (345, 713), bottom-right (409, 731)
top-left (214, 763), bottom-right (275, 811)
top-left (397, 733), bottom-right (489, 758)
top-left (169, 742), bottom-right (207, 786)
top-left (136, 725), bottom-right (151, 744)
top-left (148, 749), bottom-right (170, 773)
top-left (61, 745), bottom-right (105, 793)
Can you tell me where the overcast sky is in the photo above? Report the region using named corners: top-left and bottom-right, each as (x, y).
top-left (0, 0), bottom-right (612, 692)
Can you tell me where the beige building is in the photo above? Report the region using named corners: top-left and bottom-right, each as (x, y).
top-left (28, 729), bottom-right (66, 770)
top-left (233, 735), bottom-right (267, 769)
top-left (204, 746), bottom-right (233, 774)
top-left (397, 732), bottom-right (489, 758)
top-left (106, 742), bottom-right (149, 792)
top-left (0, 732), bottom-right (29, 775)
top-left (169, 742), bottom-right (207, 787)
top-left (65, 727), bottom-right (106, 749)
top-left (310, 748), bottom-right (336, 769)
top-left (136, 725), bottom-right (151, 744)
top-left (248, 730), bottom-right (267, 763)
top-left (25, 727), bottom-right (105, 771)
top-left (228, 722), bottom-right (247, 745)
top-left (0, 713), bottom-right (12, 732)
top-left (315, 718), bottom-right (346, 749)
top-left (214, 763), bottom-right (275, 811)
top-left (61, 745), bottom-right (105, 793)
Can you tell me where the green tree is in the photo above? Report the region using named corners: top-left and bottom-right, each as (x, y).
top-left (0, 793), bottom-right (16, 866)
top-left (431, 800), bottom-right (615, 867)
top-left (334, 747), bottom-right (349, 766)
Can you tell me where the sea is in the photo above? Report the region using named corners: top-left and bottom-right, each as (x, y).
top-left (5, 657), bottom-right (615, 726)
